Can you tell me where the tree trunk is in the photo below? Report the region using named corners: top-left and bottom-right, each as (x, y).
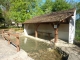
top-left (17, 23), bottom-right (19, 28)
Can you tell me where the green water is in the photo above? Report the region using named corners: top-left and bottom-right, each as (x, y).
top-left (20, 37), bottom-right (50, 52)
top-left (20, 37), bottom-right (61, 60)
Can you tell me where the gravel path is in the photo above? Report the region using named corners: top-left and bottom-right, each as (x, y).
top-left (0, 35), bottom-right (34, 60)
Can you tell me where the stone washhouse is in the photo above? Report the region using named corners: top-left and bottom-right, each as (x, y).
top-left (24, 8), bottom-right (76, 44)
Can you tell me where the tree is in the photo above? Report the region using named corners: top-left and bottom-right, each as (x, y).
top-left (0, 0), bottom-right (10, 11)
top-left (75, 2), bottom-right (80, 41)
top-left (41, 0), bottom-right (72, 13)
top-left (8, 0), bottom-right (44, 24)
top-left (76, 2), bottom-right (80, 20)
top-left (0, 0), bottom-right (73, 27)
top-left (52, 0), bottom-right (72, 12)
top-left (41, 0), bottom-right (53, 13)
top-left (30, 0), bottom-right (44, 17)
top-left (8, 0), bottom-right (27, 23)
top-left (0, 12), bottom-right (5, 23)
top-left (0, 0), bottom-right (11, 27)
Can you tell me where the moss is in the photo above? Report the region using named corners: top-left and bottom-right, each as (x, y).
top-left (29, 49), bottom-right (61, 60)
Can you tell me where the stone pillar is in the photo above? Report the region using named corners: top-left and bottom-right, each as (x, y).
top-left (24, 24), bottom-right (29, 36)
top-left (69, 10), bottom-right (76, 44)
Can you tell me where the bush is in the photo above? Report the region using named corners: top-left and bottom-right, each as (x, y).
top-left (75, 37), bottom-right (80, 41)
top-left (75, 30), bottom-right (80, 41)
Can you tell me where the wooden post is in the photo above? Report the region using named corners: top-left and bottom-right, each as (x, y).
top-left (35, 30), bottom-right (38, 37)
top-left (2, 29), bottom-right (4, 40)
top-left (35, 24), bottom-right (40, 37)
top-left (54, 28), bottom-right (58, 43)
top-left (50, 23), bottom-right (58, 43)
top-left (8, 32), bottom-right (10, 44)
top-left (16, 34), bottom-right (20, 52)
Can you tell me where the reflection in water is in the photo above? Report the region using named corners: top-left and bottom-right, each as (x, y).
top-left (20, 37), bottom-right (61, 60)
top-left (20, 37), bottom-right (50, 52)
top-left (35, 40), bottom-right (37, 50)
top-left (24, 38), bottom-right (27, 44)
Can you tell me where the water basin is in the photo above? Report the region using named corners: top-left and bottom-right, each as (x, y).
top-left (20, 37), bottom-right (61, 60)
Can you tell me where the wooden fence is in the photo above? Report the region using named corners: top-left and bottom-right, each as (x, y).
top-left (2, 29), bottom-right (20, 52)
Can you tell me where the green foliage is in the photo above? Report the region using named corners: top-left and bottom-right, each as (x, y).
top-left (0, 0), bottom-right (10, 11)
top-left (41, 0), bottom-right (53, 13)
top-left (76, 2), bottom-right (80, 20)
top-left (75, 2), bottom-right (80, 41)
top-left (75, 30), bottom-right (80, 41)
top-left (8, 0), bottom-right (44, 23)
top-left (76, 19), bottom-right (80, 29)
top-left (76, 2), bottom-right (80, 14)
top-left (0, 9), bottom-right (5, 23)
top-left (0, 9), bottom-right (2, 13)
top-left (0, 0), bottom-right (73, 24)
top-left (75, 20), bottom-right (80, 41)
top-left (52, 0), bottom-right (72, 12)
top-left (0, 10), bottom-right (3, 18)
top-left (0, 0), bottom-right (11, 27)
top-left (8, 0), bottom-right (28, 23)
top-left (41, 0), bottom-right (72, 13)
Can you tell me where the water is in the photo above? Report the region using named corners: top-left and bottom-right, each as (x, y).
top-left (20, 37), bottom-right (50, 52)
top-left (20, 37), bottom-right (61, 60)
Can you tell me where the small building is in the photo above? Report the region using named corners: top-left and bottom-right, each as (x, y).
top-left (24, 8), bottom-right (76, 44)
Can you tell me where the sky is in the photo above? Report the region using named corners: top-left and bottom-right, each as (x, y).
top-left (43, 0), bottom-right (80, 3)
top-left (74, 0), bottom-right (80, 2)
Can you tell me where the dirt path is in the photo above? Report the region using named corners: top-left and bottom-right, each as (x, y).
top-left (0, 35), bottom-right (33, 60)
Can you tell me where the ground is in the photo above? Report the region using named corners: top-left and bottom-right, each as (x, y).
top-left (0, 34), bottom-right (33, 60)
top-left (56, 39), bottom-right (80, 60)
top-left (0, 29), bottom-right (80, 60)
